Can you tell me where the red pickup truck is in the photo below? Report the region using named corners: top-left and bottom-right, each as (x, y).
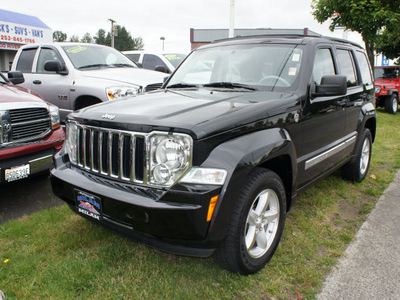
top-left (0, 72), bottom-right (65, 183)
top-left (374, 66), bottom-right (400, 114)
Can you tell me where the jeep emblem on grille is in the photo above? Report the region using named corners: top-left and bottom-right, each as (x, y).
top-left (102, 114), bottom-right (116, 120)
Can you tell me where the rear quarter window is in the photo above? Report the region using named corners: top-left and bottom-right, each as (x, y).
top-left (356, 51), bottom-right (373, 87)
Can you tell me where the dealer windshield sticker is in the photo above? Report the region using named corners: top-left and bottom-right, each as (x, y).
top-left (67, 46), bottom-right (87, 54)
top-left (288, 67), bottom-right (297, 76)
top-left (292, 53), bottom-right (301, 62)
top-left (77, 193), bottom-right (101, 220)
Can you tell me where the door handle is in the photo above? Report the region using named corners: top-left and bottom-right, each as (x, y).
top-left (33, 80), bottom-right (42, 85)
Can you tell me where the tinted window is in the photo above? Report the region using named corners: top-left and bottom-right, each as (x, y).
top-left (336, 49), bottom-right (358, 87)
top-left (312, 48), bottom-right (336, 85)
top-left (125, 53), bottom-right (140, 62)
top-left (37, 48), bottom-right (63, 73)
top-left (142, 54), bottom-right (167, 70)
top-left (374, 67), bottom-right (400, 79)
top-left (356, 51), bottom-right (373, 86)
top-left (16, 48), bottom-right (37, 73)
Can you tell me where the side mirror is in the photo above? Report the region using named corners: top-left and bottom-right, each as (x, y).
top-left (44, 61), bottom-right (68, 75)
top-left (154, 65), bottom-right (171, 74)
top-left (8, 71), bottom-right (25, 85)
top-left (312, 75), bottom-right (347, 97)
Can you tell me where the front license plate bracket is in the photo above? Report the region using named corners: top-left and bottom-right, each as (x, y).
top-left (75, 190), bottom-right (102, 220)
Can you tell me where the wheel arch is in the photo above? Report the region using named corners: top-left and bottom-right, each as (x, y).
top-left (74, 95), bottom-right (102, 110)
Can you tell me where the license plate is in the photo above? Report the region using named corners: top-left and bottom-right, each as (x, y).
top-left (5, 164), bottom-right (30, 182)
top-left (75, 190), bottom-right (102, 220)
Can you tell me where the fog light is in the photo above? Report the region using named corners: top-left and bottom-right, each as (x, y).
top-left (153, 164), bottom-right (171, 184)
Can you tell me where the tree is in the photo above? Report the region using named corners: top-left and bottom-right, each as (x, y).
top-left (69, 35), bottom-right (80, 42)
top-left (103, 25), bottom-right (144, 51)
top-left (81, 32), bottom-right (93, 43)
top-left (94, 29), bottom-right (107, 45)
top-left (312, 0), bottom-right (400, 67)
top-left (53, 30), bottom-right (67, 42)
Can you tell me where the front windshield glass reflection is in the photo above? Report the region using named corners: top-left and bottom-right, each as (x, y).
top-left (168, 44), bottom-right (303, 91)
top-left (61, 45), bottom-right (137, 70)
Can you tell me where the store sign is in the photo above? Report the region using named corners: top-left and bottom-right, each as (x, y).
top-left (0, 21), bottom-right (52, 45)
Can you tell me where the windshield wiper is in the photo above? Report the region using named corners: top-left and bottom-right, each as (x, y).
top-left (167, 83), bottom-right (198, 89)
top-left (78, 64), bottom-right (109, 70)
top-left (110, 63), bottom-right (136, 68)
top-left (204, 82), bottom-right (256, 91)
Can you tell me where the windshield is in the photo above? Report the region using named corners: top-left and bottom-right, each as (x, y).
top-left (61, 45), bottom-right (138, 70)
top-left (163, 53), bottom-right (186, 68)
top-left (167, 44), bottom-right (303, 91)
top-left (374, 67), bottom-right (400, 79)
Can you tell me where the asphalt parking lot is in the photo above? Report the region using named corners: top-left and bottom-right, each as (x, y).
top-left (0, 174), bottom-right (63, 224)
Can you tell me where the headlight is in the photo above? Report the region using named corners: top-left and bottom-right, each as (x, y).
top-left (106, 86), bottom-right (142, 100)
top-left (149, 133), bottom-right (192, 187)
top-left (375, 87), bottom-right (381, 93)
top-left (49, 105), bottom-right (60, 129)
top-left (65, 122), bottom-right (78, 164)
top-left (180, 168), bottom-right (227, 185)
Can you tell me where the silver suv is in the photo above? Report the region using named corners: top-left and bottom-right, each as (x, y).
top-left (11, 43), bottom-right (166, 121)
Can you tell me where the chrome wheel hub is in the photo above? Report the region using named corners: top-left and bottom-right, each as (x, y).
top-left (244, 189), bottom-right (280, 258)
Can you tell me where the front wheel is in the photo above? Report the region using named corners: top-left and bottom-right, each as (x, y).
top-left (385, 94), bottom-right (398, 114)
top-left (213, 168), bottom-right (286, 274)
top-left (342, 128), bottom-right (372, 182)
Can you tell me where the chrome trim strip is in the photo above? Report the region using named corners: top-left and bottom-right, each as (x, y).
top-left (305, 135), bottom-right (357, 170)
top-left (103, 216), bottom-right (133, 230)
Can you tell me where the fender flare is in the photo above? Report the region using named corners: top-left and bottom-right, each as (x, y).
top-left (200, 127), bottom-right (297, 245)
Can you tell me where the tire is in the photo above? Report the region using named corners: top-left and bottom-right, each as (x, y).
top-left (384, 94), bottom-right (398, 114)
top-left (213, 168), bottom-right (286, 274)
top-left (342, 128), bottom-right (372, 182)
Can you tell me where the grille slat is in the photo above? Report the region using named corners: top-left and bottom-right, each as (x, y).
top-left (74, 125), bottom-right (146, 184)
top-left (7, 108), bottom-right (51, 142)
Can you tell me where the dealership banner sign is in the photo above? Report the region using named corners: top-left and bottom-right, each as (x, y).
top-left (0, 21), bottom-right (52, 45)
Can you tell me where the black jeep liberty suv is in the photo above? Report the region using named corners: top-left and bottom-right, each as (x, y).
top-left (51, 34), bottom-right (376, 274)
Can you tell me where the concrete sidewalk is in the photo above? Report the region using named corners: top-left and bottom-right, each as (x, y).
top-left (318, 170), bottom-right (400, 299)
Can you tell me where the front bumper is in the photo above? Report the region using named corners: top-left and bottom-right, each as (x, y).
top-left (50, 151), bottom-right (222, 257)
top-left (0, 148), bottom-right (55, 183)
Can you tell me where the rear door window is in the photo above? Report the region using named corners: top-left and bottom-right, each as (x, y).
top-left (16, 48), bottom-right (37, 73)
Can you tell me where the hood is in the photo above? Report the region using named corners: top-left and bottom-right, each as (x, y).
top-left (0, 83), bottom-right (47, 108)
top-left (374, 78), bottom-right (397, 88)
top-left (78, 67), bottom-right (166, 87)
top-left (72, 89), bottom-right (297, 139)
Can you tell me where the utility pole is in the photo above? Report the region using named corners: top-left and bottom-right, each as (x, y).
top-left (229, 0), bottom-right (235, 38)
top-left (108, 18), bottom-right (116, 48)
top-left (160, 36), bottom-right (165, 51)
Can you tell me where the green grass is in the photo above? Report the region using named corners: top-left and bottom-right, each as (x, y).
top-left (1, 110), bottom-right (400, 299)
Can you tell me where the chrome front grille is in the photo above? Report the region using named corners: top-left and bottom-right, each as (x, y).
top-left (0, 107), bottom-right (51, 145)
top-left (75, 125), bottom-right (147, 184)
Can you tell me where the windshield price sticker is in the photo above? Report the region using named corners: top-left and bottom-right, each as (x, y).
top-left (5, 164), bottom-right (30, 182)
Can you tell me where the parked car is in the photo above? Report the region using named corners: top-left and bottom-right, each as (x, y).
top-left (0, 71), bottom-right (64, 183)
top-left (123, 51), bottom-right (186, 73)
top-left (374, 66), bottom-right (400, 114)
top-left (11, 43), bottom-right (166, 121)
top-left (51, 34), bottom-right (376, 274)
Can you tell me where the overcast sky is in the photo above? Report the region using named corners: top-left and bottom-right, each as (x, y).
top-left (2, 0), bottom-right (364, 52)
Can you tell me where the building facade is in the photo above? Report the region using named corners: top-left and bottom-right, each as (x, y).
top-left (0, 9), bottom-right (52, 71)
top-left (190, 28), bottom-right (319, 50)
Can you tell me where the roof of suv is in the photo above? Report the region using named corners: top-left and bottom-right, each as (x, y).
top-left (205, 34), bottom-right (363, 50)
